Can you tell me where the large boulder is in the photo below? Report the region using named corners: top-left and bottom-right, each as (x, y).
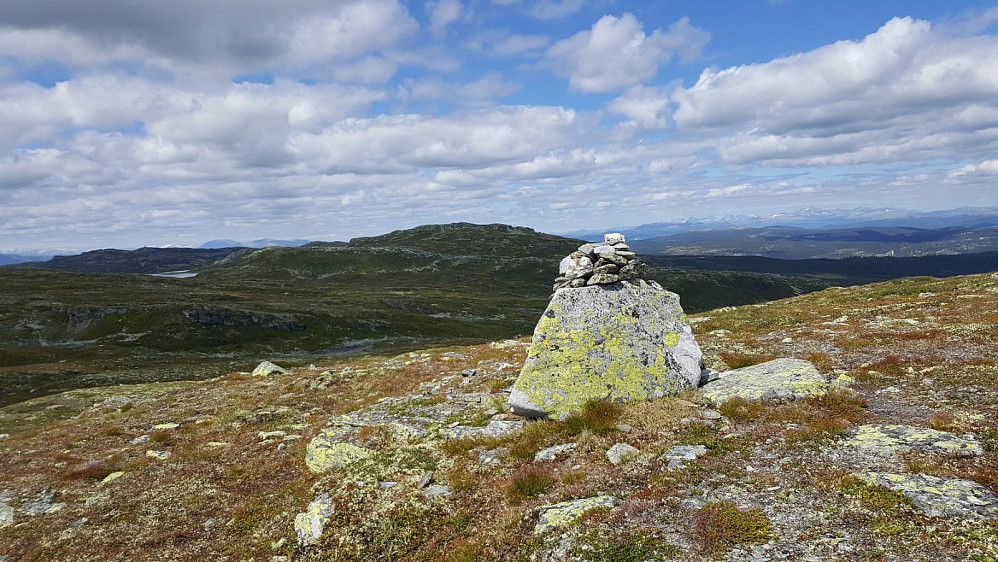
top-left (509, 279), bottom-right (703, 419)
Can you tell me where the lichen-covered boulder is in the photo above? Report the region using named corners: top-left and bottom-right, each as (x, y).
top-left (305, 432), bottom-right (374, 472)
top-left (509, 280), bottom-right (703, 419)
top-left (252, 360), bottom-right (288, 376)
top-left (534, 496), bottom-right (621, 534)
top-left (699, 358), bottom-right (829, 406)
top-left (294, 495), bottom-right (335, 545)
top-left (853, 472), bottom-right (998, 520)
top-left (842, 424), bottom-right (983, 456)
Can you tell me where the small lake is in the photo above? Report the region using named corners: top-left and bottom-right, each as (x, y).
top-left (149, 271), bottom-right (199, 278)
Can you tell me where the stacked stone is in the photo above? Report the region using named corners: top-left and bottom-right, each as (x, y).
top-left (553, 232), bottom-right (641, 292)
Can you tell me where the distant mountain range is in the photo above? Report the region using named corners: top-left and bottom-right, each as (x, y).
top-left (562, 207), bottom-right (998, 242)
top-left (199, 238), bottom-right (312, 249)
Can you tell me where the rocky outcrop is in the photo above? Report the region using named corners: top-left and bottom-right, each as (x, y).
top-left (252, 361), bottom-right (289, 377)
top-left (842, 424), bottom-right (984, 456)
top-left (510, 272), bottom-right (702, 419)
top-left (534, 496), bottom-right (621, 534)
top-left (699, 358), bottom-right (831, 406)
top-left (852, 472), bottom-right (998, 520)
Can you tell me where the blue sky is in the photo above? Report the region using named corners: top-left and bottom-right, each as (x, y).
top-left (1, 0), bottom-right (997, 251)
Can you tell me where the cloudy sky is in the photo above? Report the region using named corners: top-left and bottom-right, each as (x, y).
top-left (2, 0), bottom-right (998, 251)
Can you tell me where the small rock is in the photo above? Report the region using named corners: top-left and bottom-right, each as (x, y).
top-left (615, 424), bottom-right (633, 433)
top-left (0, 501), bottom-right (14, 528)
top-left (380, 481), bottom-right (398, 489)
top-left (606, 443), bottom-right (640, 465)
top-left (418, 472), bottom-right (434, 489)
top-left (461, 369), bottom-right (477, 377)
top-left (100, 471), bottom-right (125, 484)
top-left (700, 410), bottom-right (722, 420)
top-left (534, 443), bottom-right (577, 463)
top-left (0, 434), bottom-right (9, 440)
top-left (423, 485), bottom-right (452, 499)
top-left (145, 450), bottom-right (172, 460)
top-left (259, 431), bottom-right (287, 440)
top-left (534, 496), bottom-right (621, 534)
top-left (294, 495), bottom-right (335, 545)
top-left (150, 423), bottom-right (179, 431)
top-left (478, 447), bottom-right (509, 466)
top-left (604, 233), bottom-right (626, 245)
top-left (276, 443), bottom-right (288, 451)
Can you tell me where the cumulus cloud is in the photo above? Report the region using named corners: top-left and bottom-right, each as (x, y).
top-left (606, 84), bottom-right (674, 130)
top-left (948, 159), bottom-right (998, 178)
top-left (544, 14), bottom-right (709, 93)
top-left (673, 16), bottom-right (998, 167)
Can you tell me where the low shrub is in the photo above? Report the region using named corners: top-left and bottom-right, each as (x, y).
top-left (693, 501), bottom-right (774, 557)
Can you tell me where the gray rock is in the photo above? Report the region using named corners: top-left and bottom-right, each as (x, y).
top-left (592, 264), bottom-right (619, 275)
top-left (252, 360), bottom-right (289, 376)
top-left (587, 273), bottom-right (620, 285)
top-left (604, 233), bottom-right (626, 245)
top-left (852, 472), bottom-right (998, 520)
top-left (509, 280), bottom-right (703, 419)
top-left (0, 501), bottom-right (13, 528)
top-left (423, 485), bottom-right (452, 499)
top-left (659, 444), bottom-right (708, 470)
top-left (535, 496), bottom-right (621, 534)
top-left (478, 447), bottom-right (509, 466)
top-left (606, 442), bottom-right (640, 465)
top-left (418, 472), bottom-right (434, 489)
top-left (439, 420), bottom-right (524, 440)
top-left (699, 358), bottom-right (829, 406)
top-left (294, 495), bottom-right (335, 545)
top-left (559, 254), bottom-right (594, 279)
top-left (842, 425), bottom-right (983, 456)
top-left (534, 443), bottom-right (578, 463)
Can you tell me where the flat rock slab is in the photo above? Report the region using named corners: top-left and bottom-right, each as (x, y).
top-left (534, 495), bottom-right (621, 534)
top-left (305, 435), bottom-right (374, 472)
top-left (294, 496), bottom-right (335, 545)
top-left (699, 358), bottom-right (828, 406)
top-left (534, 443), bottom-right (577, 463)
top-left (842, 424), bottom-right (984, 456)
top-left (439, 420), bottom-right (524, 440)
top-left (853, 472), bottom-right (998, 520)
top-left (510, 280), bottom-right (703, 419)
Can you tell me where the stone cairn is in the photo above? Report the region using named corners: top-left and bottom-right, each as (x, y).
top-left (553, 232), bottom-right (641, 292)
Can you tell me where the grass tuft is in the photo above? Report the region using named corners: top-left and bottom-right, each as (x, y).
top-left (563, 399), bottom-right (625, 436)
top-left (693, 501), bottom-right (774, 557)
top-left (506, 466), bottom-right (556, 501)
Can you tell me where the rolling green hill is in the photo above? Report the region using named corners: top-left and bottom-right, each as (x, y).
top-left (0, 223), bottom-right (834, 406)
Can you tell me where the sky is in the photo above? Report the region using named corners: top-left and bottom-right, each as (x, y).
top-left (1, 1), bottom-right (998, 252)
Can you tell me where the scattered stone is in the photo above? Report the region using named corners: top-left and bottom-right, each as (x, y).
top-left (21, 491), bottom-right (66, 515)
top-left (842, 425), bottom-right (983, 456)
top-left (659, 445), bottom-right (708, 471)
top-left (606, 442), bottom-right (641, 465)
top-left (461, 369), bottom-right (477, 377)
top-left (305, 434), bottom-right (374, 472)
top-left (252, 360), bottom-right (289, 377)
top-left (423, 485), bottom-right (452, 499)
top-left (700, 409), bottom-right (722, 420)
top-left (100, 471), bottom-right (125, 484)
top-left (100, 396), bottom-right (133, 410)
top-left (853, 472), bottom-right (998, 520)
top-left (418, 472), bottom-right (434, 489)
top-left (0, 501), bottom-right (13, 528)
top-left (258, 431), bottom-right (287, 440)
top-left (510, 276), bottom-right (703, 419)
top-left (699, 358), bottom-right (830, 406)
top-left (145, 450), bottom-right (172, 460)
top-left (439, 420), bottom-right (524, 440)
top-left (534, 496), bottom-right (621, 534)
top-left (478, 447), bottom-right (509, 466)
top-left (534, 443), bottom-right (578, 463)
top-left (0, 434), bottom-right (8, 440)
top-left (380, 481), bottom-right (398, 489)
top-left (615, 424), bottom-right (633, 433)
top-left (151, 423), bottom-right (180, 431)
top-left (294, 495), bottom-right (335, 545)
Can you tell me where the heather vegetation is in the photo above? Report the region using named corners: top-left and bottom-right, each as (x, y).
top-left (1, 269), bottom-right (995, 560)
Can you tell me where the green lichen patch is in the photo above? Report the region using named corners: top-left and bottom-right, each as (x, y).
top-left (304, 435), bottom-right (375, 472)
top-left (852, 472), bottom-right (998, 520)
top-left (843, 424), bottom-right (984, 456)
top-left (699, 358), bottom-right (829, 406)
top-left (534, 495), bottom-right (621, 534)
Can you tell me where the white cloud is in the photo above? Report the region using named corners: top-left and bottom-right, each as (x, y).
top-left (606, 84), bottom-right (673, 130)
top-left (673, 16), bottom-right (998, 167)
top-left (426, 0), bottom-right (463, 38)
top-left (544, 14), bottom-right (709, 93)
top-left (948, 159), bottom-right (998, 178)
